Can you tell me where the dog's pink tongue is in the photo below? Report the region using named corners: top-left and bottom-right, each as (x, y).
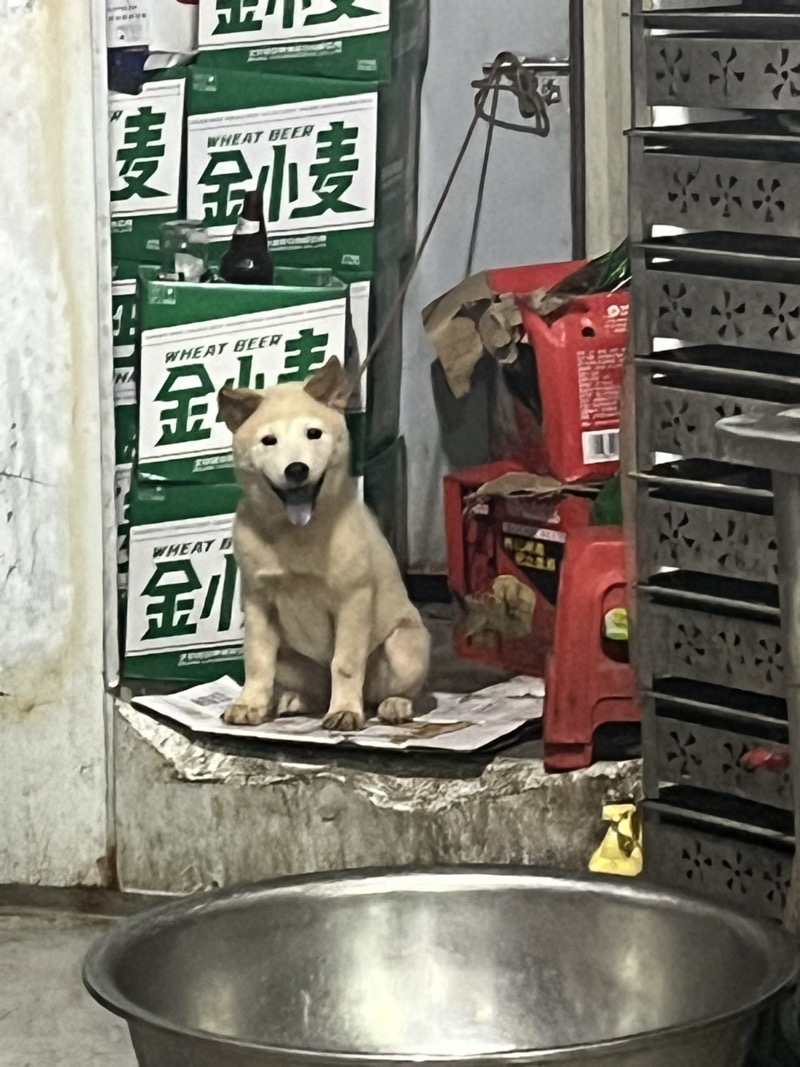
top-left (286, 502), bottom-right (314, 527)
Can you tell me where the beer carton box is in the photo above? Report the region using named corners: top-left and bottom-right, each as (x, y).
top-left (198, 0), bottom-right (392, 81)
top-left (196, 0), bottom-right (427, 81)
top-left (112, 261), bottom-right (139, 466)
top-left (112, 262), bottom-right (139, 599)
top-left (107, 0), bottom-right (199, 52)
top-left (137, 273), bottom-right (353, 483)
top-left (123, 446), bottom-right (401, 684)
top-left (185, 67), bottom-right (393, 276)
top-left (122, 450), bottom-right (394, 683)
top-left (116, 461), bottom-right (133, 663)
top-left (125, 480), bottom-right (245, 683)
top-left (109, 78), bottom-right (187, 264)
top-left (115, 463), bottom-right (134, 596)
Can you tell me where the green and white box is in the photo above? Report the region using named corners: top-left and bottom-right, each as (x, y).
top-left (125, 481), bottom-right (245, 683)
top-left (185, 67), bottom-right (383, 275)
top-left (109, 78), bottom-right (186, 263)
top-left (115, 464), bottom-right (134, 593)
top-left (112, 261), bottom-right (139, 465)
top-left (197, 0), bottom-right (428, 82)
top-left (112, 262), bottom-right (139, 604)
top-left (197, 0), bottom-right (391, 81)
top-left (138, 274), bottom-right (350, 483)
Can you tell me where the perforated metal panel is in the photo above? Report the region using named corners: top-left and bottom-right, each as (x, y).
top-left (644, 802), bottom-right (794, 921)
top-left (651, 708), bottom-right (792, 812)
top-left (643, 268), bottom-right (800, 355)
top-left (638, 491), bottom-right (778, 584)
top-left (631, 1), bottom-right (799, 913)
top-left (640, 597), bottom-right (784, 696)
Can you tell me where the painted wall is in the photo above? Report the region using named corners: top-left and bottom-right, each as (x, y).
top-left (400, 0), bottom-right (574, 573)
top-left (0, 0), bottom-right (111, 885)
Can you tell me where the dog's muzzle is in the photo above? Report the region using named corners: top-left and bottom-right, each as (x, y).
top-left (270, 477), bottom-right (324, 527)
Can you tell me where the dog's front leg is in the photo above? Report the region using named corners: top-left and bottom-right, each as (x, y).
top-left (322, 586), bottom-right (373, 732)
top-left (223, 594), bottom-right (279, 726)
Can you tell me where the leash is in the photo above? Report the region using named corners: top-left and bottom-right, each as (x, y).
top-left (359, 51), bottom-right (555, 380)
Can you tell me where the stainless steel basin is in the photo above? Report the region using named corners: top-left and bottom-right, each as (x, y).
top-left (84, 868), bottom-right (798, 1066)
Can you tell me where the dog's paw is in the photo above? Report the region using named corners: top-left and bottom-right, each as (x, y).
top-left (276, 690), bottom-right (309, 718)
top-left (322, 707), bottom-right (364, 733)
top-left (222, 701), bottom-right (272, 726)
top-left (377, 697), bottom-right (414, 725)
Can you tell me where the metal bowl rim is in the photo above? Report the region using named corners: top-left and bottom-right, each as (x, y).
top-left (83, 865), bottom-right (800, 1065)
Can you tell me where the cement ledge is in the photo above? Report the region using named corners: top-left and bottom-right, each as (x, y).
top-left (115, 701), bottom-right (642, 895)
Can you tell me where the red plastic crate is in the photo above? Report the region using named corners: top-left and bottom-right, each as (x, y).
top-left (444, 462), bottom-right (593, 677)
top-left (489, 263), bottom-right (630, 484)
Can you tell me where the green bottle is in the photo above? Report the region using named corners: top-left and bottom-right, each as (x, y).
top-left (537, 240), bottom-right (631, 317)
top-left (591, 475), bottom-right (623, 526)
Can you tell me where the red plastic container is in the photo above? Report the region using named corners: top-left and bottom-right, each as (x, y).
top-left (543, 527), bottom-right (639, 772)
top-left (490, 263), bottom-right (630, 484)
top-left (444, 462), bottom-right (593, 677)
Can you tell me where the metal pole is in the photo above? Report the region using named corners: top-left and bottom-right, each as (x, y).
top-left (569, 0), bottom-right (587, 259)
top-left (771, 469), bottom-right (800, 933)
top-left (718, 410), bottom-right (800, 933)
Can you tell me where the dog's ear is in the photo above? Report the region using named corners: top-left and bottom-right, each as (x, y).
top-left (303, 357), bottom-right (353, 413)
top-left (218, 387), bottom-right (263, 433)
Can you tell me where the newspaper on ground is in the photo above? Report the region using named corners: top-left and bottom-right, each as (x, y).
top-left (132, 675), bottom-right (544, 753)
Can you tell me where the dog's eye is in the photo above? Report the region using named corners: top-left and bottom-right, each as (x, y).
top-left (307, 428), bottom-right (323, 441)
top-left (261, 434), bottom-right (277, 447)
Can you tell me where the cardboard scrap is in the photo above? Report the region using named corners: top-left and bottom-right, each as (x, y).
top-left (434, 317), bottom-right (486, 400)
top-left (132, 675), bottom-right (544, 754)
top-left (460, 576), bottom-right (537, 645)
top-left (478, 293), bottom-right (523, 364)
top-left (423, 272), bottom-right (525, 399)
top-left (467, 471), bottom-right (566, 503)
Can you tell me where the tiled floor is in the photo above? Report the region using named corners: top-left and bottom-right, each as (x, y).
top-left (0, 910), bottom-right (136, 1067)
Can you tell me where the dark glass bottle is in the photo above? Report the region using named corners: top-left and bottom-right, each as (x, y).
top-left (219, 190), bottom-right (275, 286)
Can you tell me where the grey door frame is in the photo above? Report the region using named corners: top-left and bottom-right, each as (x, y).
top-left (571, 0), bottom-right (587, 258)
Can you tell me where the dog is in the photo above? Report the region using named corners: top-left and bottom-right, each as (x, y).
top-left (218, 357), bottom-right (431, 732)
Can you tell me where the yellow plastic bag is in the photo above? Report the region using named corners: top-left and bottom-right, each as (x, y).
top-left (589, 804), bottom-right (643, 877)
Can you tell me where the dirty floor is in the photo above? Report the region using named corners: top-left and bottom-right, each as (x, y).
top-left (1, 900), bottom-right (794, 1066)
top-left (0, 605), bottom-right (640, 1067)
top-left (0, 910), bottom-right (136, 1067)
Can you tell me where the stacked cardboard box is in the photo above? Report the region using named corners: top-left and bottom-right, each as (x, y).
top-left (125, 480), bottom-right (245, 683)
top-left (184, 66), bottom-right (384, 275)
top-left (111, 261), bottom-right (139, 643)
top-left (109, 78), bottom-right (188, 263)
top-left (195, 0), bottom-right (425, 85)
top-left (107, 0), bottom-right (199, 53)
top-left (106, 0), bottom-right (426, 683)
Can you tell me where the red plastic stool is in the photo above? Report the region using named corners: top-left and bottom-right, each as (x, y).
top-left (543, 527), bottom-right (639, 772)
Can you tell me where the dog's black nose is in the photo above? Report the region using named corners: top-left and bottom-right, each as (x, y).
top-left (285, 462), bottom-right (310, 485)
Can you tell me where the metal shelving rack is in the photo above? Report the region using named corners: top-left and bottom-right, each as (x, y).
top-left (630, 0), bottom-right (800, 921)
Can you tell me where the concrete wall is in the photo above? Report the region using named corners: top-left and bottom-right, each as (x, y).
top-left (116, 704), bottom-right (641, 894)
top-left (0, 0), bottom-right (112, 886)
top-left (399, 0), bottom-right (573, 574)
top-left (400, 0), bottom-right (631, 572)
